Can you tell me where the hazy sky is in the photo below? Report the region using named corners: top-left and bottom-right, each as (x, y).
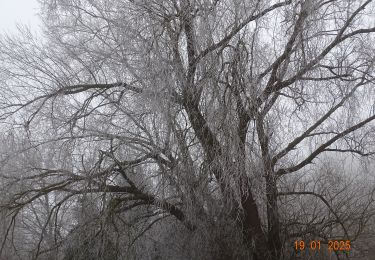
top-left (0, 0), bottom-right (41, 33)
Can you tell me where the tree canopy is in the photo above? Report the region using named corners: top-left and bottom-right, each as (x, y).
top-left (1, 0), bottom-right (375, 259)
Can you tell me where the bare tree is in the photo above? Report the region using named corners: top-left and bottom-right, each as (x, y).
top-left (1, 0), bottom-right (375, 259)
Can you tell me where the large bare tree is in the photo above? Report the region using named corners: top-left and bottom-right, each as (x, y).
top-left (1, 0), bottom-right (375, 259)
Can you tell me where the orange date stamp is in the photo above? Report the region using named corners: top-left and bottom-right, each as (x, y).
top-left (294, 240), bottom-right (351, 255)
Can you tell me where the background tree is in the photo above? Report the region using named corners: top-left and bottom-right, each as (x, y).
top-left (1, 0), bottom-right (375, 259)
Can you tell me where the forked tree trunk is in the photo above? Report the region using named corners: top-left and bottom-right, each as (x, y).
top-left (240, 195), bottom-right (282, 259)
top-left (238, 118), bottom-right (282, 259)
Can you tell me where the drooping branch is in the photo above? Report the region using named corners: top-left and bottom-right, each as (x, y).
top-left (277, 191), bottom-right (350, 239)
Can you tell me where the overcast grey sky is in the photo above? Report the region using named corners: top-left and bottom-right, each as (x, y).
top-left (0, 0), bottom-right (41, 33)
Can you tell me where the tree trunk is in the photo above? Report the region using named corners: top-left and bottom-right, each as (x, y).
top-left (241, 193), bottom-right (271, 260)
top-left (266, 174), bottom-right (282, 259)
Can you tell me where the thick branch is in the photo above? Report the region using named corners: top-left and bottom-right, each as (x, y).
top-left (272, 79), bottom-right (366, 166)
top-left (258, 0), bottom-right (374, 102)
top-left (323, 148), bottom-right (375, 157)
top-left (194, 0), bottom-right (292, 64)
top-left (277, 113), bottom-right (375, 175)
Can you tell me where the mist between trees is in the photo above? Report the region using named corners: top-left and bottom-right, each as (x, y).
top-left (0, 0), bottom-right (375, 259)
